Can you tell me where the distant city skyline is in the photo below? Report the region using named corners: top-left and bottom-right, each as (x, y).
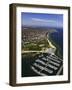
top-left (21, 12), bottom-right (63, 28)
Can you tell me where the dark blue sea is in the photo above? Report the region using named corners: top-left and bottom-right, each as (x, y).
top-left (50, 28), bottom-right (63, 56)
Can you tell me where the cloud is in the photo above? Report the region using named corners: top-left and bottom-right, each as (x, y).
top-left (31, 18), bottom-right (56, 23)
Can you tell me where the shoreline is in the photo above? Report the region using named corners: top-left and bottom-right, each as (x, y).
top-left (49, 33), bottom-right (63, 59)
top-left (22, 32), bottom-right (63, 59)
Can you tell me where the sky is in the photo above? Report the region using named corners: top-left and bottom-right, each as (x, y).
top-left (21, 12), bottom-right (63, 28)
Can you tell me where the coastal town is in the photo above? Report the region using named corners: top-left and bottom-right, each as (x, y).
top-left (22, 27), bottom-right (56, 54)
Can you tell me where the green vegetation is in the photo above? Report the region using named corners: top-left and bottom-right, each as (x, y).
top-left (22, 39), bottom-right (50, 51)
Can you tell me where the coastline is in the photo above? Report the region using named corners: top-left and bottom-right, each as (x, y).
top-left (48, 33), bottom-right (63, 59)
top-left (22, 30), bottom-right (63, 59)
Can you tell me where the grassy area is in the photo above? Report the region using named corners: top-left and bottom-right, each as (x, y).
top-left (22, 39), bottom-right (50, 51)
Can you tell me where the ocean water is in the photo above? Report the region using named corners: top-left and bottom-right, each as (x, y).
top-left (50, 28), bottom-right (63, 56)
